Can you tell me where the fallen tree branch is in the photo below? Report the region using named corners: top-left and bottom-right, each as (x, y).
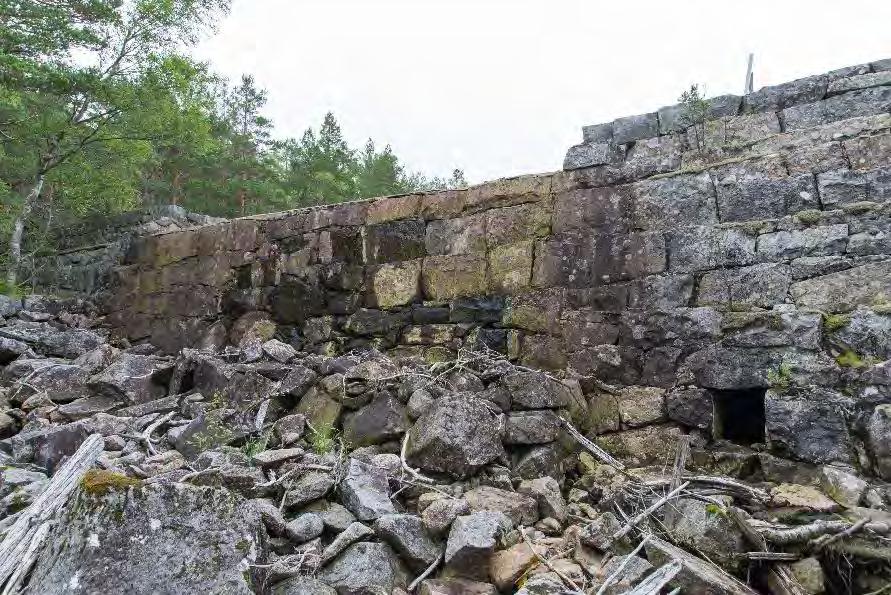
top-left (610, 482), bottom-right (690, 543)
top-left (619, 560), bottom-right (682, 595)
top-left (810, 517), bottom-right (870, 550)
top-left (519, 527), bottom-right (584, 594)
top-left (760, 520), bottom-right (891, 545)
top-left (558, 417), bottom-right (625, 471)
top-left (400, 433), bottom-right (434, 484)
top-left (407, 552), bottom-right (442, 592)
top-left (0, 434), bottom-right (104, 591)
top-left (596, 535), bottom-right (651, 595)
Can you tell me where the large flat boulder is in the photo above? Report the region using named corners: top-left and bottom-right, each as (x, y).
top-left (406, 394), bottom-right (506, 478)
top-left (27, 481), bottom-right (264, 594)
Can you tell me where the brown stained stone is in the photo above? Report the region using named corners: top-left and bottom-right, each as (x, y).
top-left (488, 242), bottom-right (533, 294)
top-left (368, 260), bottom-right (421, 308)
top-left (420, 190), bottom-right (466, 220)
top-left (365, 219), bottom-right (426, 264)
top-left (502, 289), bottom-right (563, 334)
top-left (464, 174), bottom-right (551, 212)
top-left (366, 194), bottom-right (422, 224)
top-left (485, 203), bottom-right (551, 248)
top-left (844, 130), bottom-right (891, 170)
top-left (552, 186), bottom-right (635, 234)
top-left (422, 254), bottom-right (487, 301)
top-left (425, 213), bottom-right (487, 256)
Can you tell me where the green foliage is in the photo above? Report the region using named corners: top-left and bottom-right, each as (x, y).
top-left (767, 361), bottom-right (792, 393)
top-left (679, 84), bottom-right (709, 152)
top-left (835, 350), bottom-right (870, 369)
top-left (308, 422), bottom-right (338, 456)
top-left (705, 503), bottom-right (727, 517)
top-left (1, 0), bottom-right (462, 283)
top-left (822, 313), bottom-right (851, 333)
top-left (241, 433), bottom-right (270, 458)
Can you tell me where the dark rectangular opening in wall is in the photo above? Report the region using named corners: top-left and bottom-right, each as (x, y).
top-left (711, 388), bottom-right (766, 445)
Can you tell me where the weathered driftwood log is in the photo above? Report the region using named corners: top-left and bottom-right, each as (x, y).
top-left (0, 433), bottom-right (104, 593)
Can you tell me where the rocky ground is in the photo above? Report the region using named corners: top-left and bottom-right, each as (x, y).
top-left (0, 294), bottom-right (890, 594)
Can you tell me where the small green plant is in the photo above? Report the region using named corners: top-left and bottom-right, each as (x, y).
top-left (679, 84), bottom-right (710, 152)
top-left (767, 361), bottom-right (792, 393)
top-left (308, 422), bottom-right (338, 455)
top-left (705, 503), bottom-right (727, 517)
top-left (241, 433), bottom-right (270, 458)
top-left (835, 350), bottom-right (869, 368)
top-left (822, 313), bottom-right (851, 333)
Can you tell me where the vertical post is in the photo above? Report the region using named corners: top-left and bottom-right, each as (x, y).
top-left (744, 53), bottom-right (754, 95)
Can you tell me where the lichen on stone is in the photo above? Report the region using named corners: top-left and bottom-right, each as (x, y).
top-left (81, 470), bottom-right (142, 496)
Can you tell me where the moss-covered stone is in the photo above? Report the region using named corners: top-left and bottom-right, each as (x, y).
top-left (488, 241), bottom-right (533, 294)
top-left (421, 254), bottom-right (487, 300)
top-left (368, 260), bottom-right (421, 308)
top-left (81, 470), bottom-right (142, 496)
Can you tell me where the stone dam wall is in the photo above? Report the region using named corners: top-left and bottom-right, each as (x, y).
top-left (53, 58), bottom-right (891, 473)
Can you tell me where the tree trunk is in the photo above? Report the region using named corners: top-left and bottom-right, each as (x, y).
top-left (5, 174), bottom-right (44, 289)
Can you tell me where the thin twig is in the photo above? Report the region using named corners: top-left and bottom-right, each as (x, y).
top-left (407, 552), bottom-right (443, 592)
top-left (519, 527), bottom-right (584, 594)
top-left (610, 482), bottom-right (690, 543)
top-left (595, 535), bottom-right (651, 595)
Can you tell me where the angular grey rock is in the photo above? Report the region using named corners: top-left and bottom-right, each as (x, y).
top-left (501, 370), bottom-right (570, 410)
top-left (27, 482), bottom-right (263, 595)
top-left (319, 521), bottom-right (374, 565)
top-left (668, 226), bottom-right (756, 273)
top-left (819, 465), bottom-right (867, 508)
top-left (407, 388), bottom-right (438, 420)
top-left (274, 414), bottom-right (306, 446)
top-left (1, 358), bottom-right (90, 403)
top-left (373, 513), bottom-right (443, 572)
top-left (515, 575), bottom-right (565, 595)
top-left (308, 501), bottom-right (357, 533)
top-left (867, 404), bottom-right (891, 480)
top-left (766, 388), bottom-right (854, 465)
top-left (271, 576), bottom-right (337, 595)
top-left (282, 472), bottom-right (335, 510)
top-left (756, 225), bottom-right (849, 261)
top-left (645, 536), bottom-right (757, 595)
top-left (0, 336), bottom-right (28, 364)
top-left (422, 497), bottom-right (470, 536)
top-left (666, 498), bottom-right (747, 571)
top-left (0, 321), bottom-right (103, 358)
top-left (278, 366), bottom-right (319, 399)
top-left (696, 263), bottom-right (791, 309)
top-left (463, 486), bottom-right (538, 526)
top-left (665, 387), bottom-right (713, 430)
top-left (832, 308), bottom-right (891, 359)
top-left (252, 448), bottom-right (304, 467)
top-left (319, 541), bottom-right (409, 594)
top-left (444, 512), bottom-right (513, 577)
top-left (339, 457), bottom-right (396, 521)
top-left (341, 394), bottom-right (407, 447)
top-left (563, 142), bottom-right (613, 170)
top-left (597, 554), bottom-right (653, 588)
top-left (56, 395), bottom-right (120, 421)
top-left (406, 394), bottom-right (506, 478)
top-left (89, 353), bottom-right (166, 404)
top-left (262, 338), bottom-right (297, 362)
top-left (782, 86), bottom-right (891, 131)
top-left (504, 410), bottom-right (561, 445)
top-left (517, 477), bottom-right (567, 523)
top-left (419, 578), bottom-right (498, 595)
top-left (11, 422), bottom-right (90, 472)
top-left (513, 444), bottom-right (562, 480)
top-left (612, 112), bottom-right (659, 144)
top-left (582, 122), bottom-right (614, 143)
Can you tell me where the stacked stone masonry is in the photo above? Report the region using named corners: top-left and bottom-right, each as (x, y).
top-left (87, 59), bottom-right (891, 473)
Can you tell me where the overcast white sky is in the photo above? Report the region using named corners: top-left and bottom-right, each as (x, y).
top-left (193, 0), bottom-right (891, 184)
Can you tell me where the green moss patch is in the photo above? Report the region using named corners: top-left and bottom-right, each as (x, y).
top-left (81, 470), bottom-right (142, 495)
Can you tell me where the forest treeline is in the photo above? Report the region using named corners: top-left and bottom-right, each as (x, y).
top-left (0, 0), bottom-right (464, 288)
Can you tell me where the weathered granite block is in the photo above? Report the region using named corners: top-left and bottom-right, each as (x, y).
top-left (368, 260), bottom-right (422, 308)
top-left (488, 241), bottom-right (533, 294)
top-left (364, 219), bottom-right (426, 263)
top-left (696, 263), bottom-right (791, 309)
top-left (425, 213), bottom-right (486, 255)
top-left (485, 203), bottom-right (551, 247)
top-left (712, 157), bottom-right (819, 222)
top-left (790, 261), bottom-right (891, 312)
top-left (756, 224), bottom-right (849, 260)
top-left (668, 227), bottom-right (756, 273)
top-left (612, 112), bottom-right (659, 144)
top-left (422, 254), bottom-right (487, 300)
top-left (782, 86), bottom-right (891, 131)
